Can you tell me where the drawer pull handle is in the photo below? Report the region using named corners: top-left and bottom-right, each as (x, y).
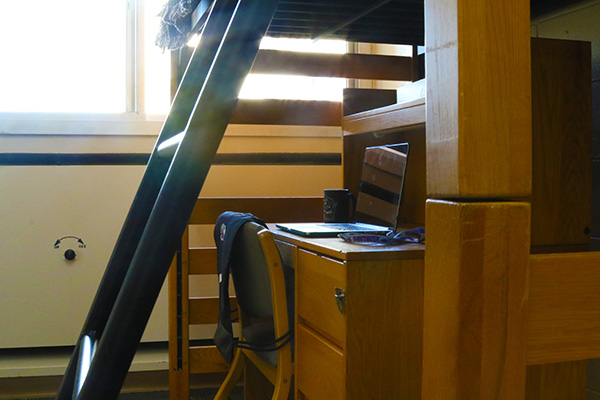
top-left (334, 287), bottom-right (346, 315)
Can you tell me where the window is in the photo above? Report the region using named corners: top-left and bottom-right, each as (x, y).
top-left (0, 1), bottom-right (128, 114)
top-left (0, 1), bottom-right (346, 135)
top-left (0, 0), bottom-right (171, 135)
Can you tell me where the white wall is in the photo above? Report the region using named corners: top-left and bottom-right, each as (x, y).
top-left (0, 165), bottom-right (147, 347)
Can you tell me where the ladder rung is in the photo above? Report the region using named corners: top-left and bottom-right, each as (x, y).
top-left (157, 132), bottom-right (185, 158)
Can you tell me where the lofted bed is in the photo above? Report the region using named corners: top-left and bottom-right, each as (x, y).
top-left (155, 3), bottom-right (596, 400)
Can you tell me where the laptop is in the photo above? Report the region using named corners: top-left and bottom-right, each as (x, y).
top-left (276, 142), bottom-right (409, 237)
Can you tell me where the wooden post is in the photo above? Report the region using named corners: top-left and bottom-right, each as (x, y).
top-left (422, 200), bottom-right (530, 399)
top-left (168, 229), bottom-right (190, 400)
top-left (424, 1), bottom-right (532, 398)
top-left (425, 0), bottom-right (531, 198)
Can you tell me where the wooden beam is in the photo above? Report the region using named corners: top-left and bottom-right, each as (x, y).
top-left (230, 99), bottom-right (341, 126)
top-left (342, 98), bottom-right (425, 135)
top-left (525, 361), bottom-right (587, 400)
top-left (527, 252), bottom-right (600, 364)
top-left (530, 38), bottom-right (592, 247)
top-left (251, 50), bottom-right (414, 81)
top-left (189, 297), bottom-right (238, 325)
top-left (425, 0), bottom-right (531, 198)
top-left (422, 200), bottom-right (529, 400)
top-left (189, 197), bottom-right (323, 225)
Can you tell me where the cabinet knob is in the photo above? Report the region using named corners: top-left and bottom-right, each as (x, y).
top-left (334, 287), bottom-right (346, 315)
top-left (64, 249), bottom-right (76, 261)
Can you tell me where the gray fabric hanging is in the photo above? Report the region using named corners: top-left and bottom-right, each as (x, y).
top-left (155, 0), bottom-right (200, 50)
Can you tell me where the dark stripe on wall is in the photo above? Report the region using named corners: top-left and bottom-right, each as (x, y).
top-left (215, 153), bottom-right (341, 165)
top-left (0, 153), bottom-right (341, 166)
top-left (0, 153), bottom-right (150, 166)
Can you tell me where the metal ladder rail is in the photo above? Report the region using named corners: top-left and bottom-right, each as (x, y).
top-left (56, 2), bottom-right (238, 397)
top-left (56, 0), bottom-right (279, 398)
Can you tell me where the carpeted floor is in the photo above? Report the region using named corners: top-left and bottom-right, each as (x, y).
top-left (19, 386), bottom-right (243, 400)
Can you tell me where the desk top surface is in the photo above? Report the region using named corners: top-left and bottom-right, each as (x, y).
top-left (269, 223), bottom-right (425, 262)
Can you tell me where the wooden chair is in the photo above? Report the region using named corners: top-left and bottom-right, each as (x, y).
top-left (168, 197), bottom-right (322, 400)
top-left (214, 221), bottom-right (294, 400)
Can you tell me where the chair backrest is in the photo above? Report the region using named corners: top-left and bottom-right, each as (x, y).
top-left (230, 222), bottom-right (294, 330)
top-left (230, 222), bottom-right (274, 319)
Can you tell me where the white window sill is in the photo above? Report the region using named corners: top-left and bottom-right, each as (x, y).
top-left (0, 113), bottom-right (165, 136)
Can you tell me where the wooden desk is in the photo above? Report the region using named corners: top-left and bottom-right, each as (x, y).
top-left (270, 225), bottom-right (425, 400)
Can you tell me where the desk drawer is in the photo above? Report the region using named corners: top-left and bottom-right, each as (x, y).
top-left (297, 249), bottom-right (346, 346)
top-left (296, 323), bottom-right (345, 400)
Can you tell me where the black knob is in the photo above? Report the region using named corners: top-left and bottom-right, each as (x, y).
top-left (64, 249), bottom-right (76, 261)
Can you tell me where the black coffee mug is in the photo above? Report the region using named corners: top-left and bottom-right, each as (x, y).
top-left (323, 189), bottom-right (355, 223)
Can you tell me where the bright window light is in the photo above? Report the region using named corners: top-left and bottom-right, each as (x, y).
top-left (259, 37), bottom-right (347, 54)
top-left (0, 0), bottom-right (127, 113)
top-left (239, 75), bottom-right (345, 101)
top-left (0, 2), bottom-right (344, 125)
top-left (144, 0), bottom-right (172, 116)
top-left (0, 0), bottom-right (172, 118)
top-left (239, 37), bottom-right (347, 101)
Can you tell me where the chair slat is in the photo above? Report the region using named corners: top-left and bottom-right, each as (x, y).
top-left (189, 248), bottom-right (218, 275)
top-left (189, 346), bottom-right (231, 374)
top-left (189, 297), bottom-right (238, 325)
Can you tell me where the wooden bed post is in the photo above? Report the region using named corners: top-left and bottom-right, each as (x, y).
top-left (424, 0), bottom-right (532, 198)
top-left (423, 0), bottom-right (531, 399)
top-left (423, 200), bottom-right (530, 399)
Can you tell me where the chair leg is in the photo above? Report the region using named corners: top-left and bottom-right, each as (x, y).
top-left (271, 349), bottom-right (293, 400)
top-left (214, 349), bottom-right (246, 400)
top-left (271, 376), bottom-right (292, 400)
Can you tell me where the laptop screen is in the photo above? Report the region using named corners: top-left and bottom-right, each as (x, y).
top-left (353, 143), bottom-right (409, 230)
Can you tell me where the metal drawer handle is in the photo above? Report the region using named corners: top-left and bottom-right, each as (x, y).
top-left (334, 287), bottom-right (346, 315)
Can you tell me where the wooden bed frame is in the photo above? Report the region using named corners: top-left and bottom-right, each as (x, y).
top-left (167, 2), bottom-right (596, 399)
